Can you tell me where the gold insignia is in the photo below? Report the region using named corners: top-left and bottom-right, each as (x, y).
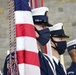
top-left (7, 61), bottom-right (10, 69)
top-left (45, 11), bottom-right (48, 17)
top-left (74, 46), bottom-right (76, 49)
top-left (12, 59), bottom-right (15, 66)
top-left (7, 59), bottom-right (15, 69)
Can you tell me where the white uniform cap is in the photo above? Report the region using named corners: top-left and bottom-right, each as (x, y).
top-left (31, 7), bottom-right (52, 27)
top-left (67, 39), bottom-right (76, 47)
top-left (49, 23), bottom-right (63, 31)
top-left (48, 23), bottom-right (69, 38)
top-left (32, 7), bottom-right (49, 16)
top-left (67, 39), bottom-right (76, 51)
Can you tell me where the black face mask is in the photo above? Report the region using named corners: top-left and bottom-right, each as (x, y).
top-left (51, 38), bottom-right (67, 55)
top-left (35, 28), bottom-right (51, 46)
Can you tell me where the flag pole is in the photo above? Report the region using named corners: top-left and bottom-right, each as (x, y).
top-left (35, 0), bottom-right (38, 8)
top-left (60, 55), bottom-right (65, 66)
top-left (41, 0), bottom-right (44, 7)
top-left (30, 0), bottom-right (33, 9)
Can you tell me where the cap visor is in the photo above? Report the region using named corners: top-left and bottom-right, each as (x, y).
top-left (46, 23), bottom-right (53, 27)
top-left (53, 35), bottom-right (69, 38)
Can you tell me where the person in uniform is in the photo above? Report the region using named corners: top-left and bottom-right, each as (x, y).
top-left (32, 7), bottom-right (56, 75)
top-left (67, 39), bottom-right (76, 75)
top-left (49, 23), bottom-right (69, 75)
top-left (3, 52), bottom-right (15, 75)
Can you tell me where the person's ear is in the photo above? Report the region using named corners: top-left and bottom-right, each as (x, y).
top-left (73, 50), bottom-right (76, 56)
top-left (50, 39), bottom-right (55, 47)
top-left (50, 39), bottom-right (52, 44)
top-left (35, 31), bottom-right (39, 38)
top-left (75, 50), bottom-right (76, 55)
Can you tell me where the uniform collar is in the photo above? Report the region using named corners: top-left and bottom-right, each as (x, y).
top-left (71, 62), bottom-right (76, 67)
top-left (52, 56), bottom-right (59, 65)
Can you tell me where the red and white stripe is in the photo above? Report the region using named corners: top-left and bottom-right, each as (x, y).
top-left (15, 10), bottom-right (40, 75)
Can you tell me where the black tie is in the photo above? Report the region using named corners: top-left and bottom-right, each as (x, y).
top-left (58, 61), bottom-right (63, 68)
top-left (58, 61), bottom-right (66, 75)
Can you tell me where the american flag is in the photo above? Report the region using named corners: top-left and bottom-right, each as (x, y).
top-left (14, 0), bottom-right (40, 75)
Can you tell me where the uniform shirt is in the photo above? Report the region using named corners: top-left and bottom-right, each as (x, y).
top-left (38, 51), bottom-right (54, 75)
top-left (53, 56), bottom-right (67, 75)
top-left (67, 62), bottom-right (76, 75)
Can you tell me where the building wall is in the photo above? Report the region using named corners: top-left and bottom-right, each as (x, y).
top-left (0, 0), bottom-right (9, 70)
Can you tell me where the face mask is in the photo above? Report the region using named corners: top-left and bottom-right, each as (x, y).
top-left (35, 28), bottom-right (51, 46)
top-left (51, 38), bottom-right (67, 55)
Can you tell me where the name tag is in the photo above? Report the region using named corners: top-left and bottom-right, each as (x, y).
top-left (68, 71), bottom-right (74, 75)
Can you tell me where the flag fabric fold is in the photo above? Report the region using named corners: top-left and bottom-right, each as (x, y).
top-left (14, 0), bottom-right (40, 75)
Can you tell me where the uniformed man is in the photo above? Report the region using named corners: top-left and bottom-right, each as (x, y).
top-left (3, 52), bottom-right (15, 75)
top-left (49, 23), bottom-right (69, 75)
top-left (67, 39), bottom-right (76, 75)
top-left (32, 7), bottom-right (56, 75)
